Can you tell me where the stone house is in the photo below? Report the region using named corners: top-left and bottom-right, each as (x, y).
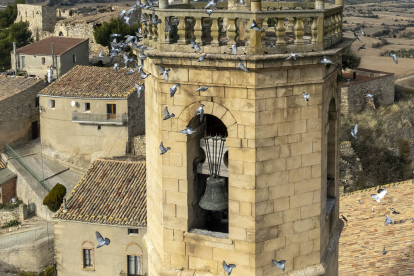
top-left (37, 65), bottom-right (144, 171)
top-left (340, 68), bottom-right (395, 115)
top-left (53, 158), bottom-right (147, 276)
top-left (0, 157), bottom-right (17, 204)
top-left (10, 36), bottom-right (89, 79)
top-left (0, 76), bottom-right (47, 150)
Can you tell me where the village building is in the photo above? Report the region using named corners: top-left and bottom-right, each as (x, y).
top-left (10, 36), bottom-right (89, 79)
top-left (0, 76), bottom-right (47, 151)
top-left (37, 65), bottom-right (144, 171)
top-left (0, 157), bottom-right (17, 205)
top-left (53, 158), bottom-right (147, 276)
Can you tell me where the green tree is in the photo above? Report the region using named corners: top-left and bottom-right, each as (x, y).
top-left (43, 183), bottom-right (67, 212)
top-left (0, 0), bottom-right (25, 29)
top-left (93, 18), bottom-right (140, 49)
top-left (342, 49), bottom-right (361, 71)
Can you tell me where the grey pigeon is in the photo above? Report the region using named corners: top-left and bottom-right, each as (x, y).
top-left (353, 31), bottom-right (362, 42)
top-left (124, 35), bottom-right (136, 44)
top-left (139, 52), bottom-right (148, 61)
top-left (170, 83), bottom-right (180, 97)
top-left (250, 20), bottom-right (263, 32)
top-left (165, 20), bottom-right (173, 32)
top-left (152, 11), bottom-right (162, 25)
top-left (113, 63), bottom-right (119, 73)
top-left (366, 93), bottom-right (374, 100)
top-left (180, 126), bottom-right (196, 136)
top-left (358, 44), bottom-right (366, 51)
top-left (318, 56), bottom-right (334, 65)
top-left (190, 38), bottom-right (201, 52)
top-left (270, 41), bottom-right (274, 47)
top-left (390, 208), bottom-right (400, 214)
top-left (136, 64), bottom-right (143, 73)
top-left (358, 199), bottom-right (362, 204)
top-left (390, 53), bottom-right (398, 64)
top-left (135, 83), bottom-right (144, 98)
top-left (159, 142), bottom-right (171, 155)
top-left (157, 65), bottom-right (170, 82)
top-left (412, 169), bottom-right (414, 183)
top-left (303, 92), bottom-right (310, 102)
top-left (360, 245), bottom-right (365, 248)
top-left (205, 9), bottom-right (214, 17)
top-left (126, 68), bottom-right (136, 75)
top-left (371, 188), bottom-right (387, 203)
top-left (346, 78), bottom-right (352, 85)
top-left (286, 52), bottom-right (304, 60)
top-left (239, 0), bottom-right (245, 4)
top-left (124, 16), bottom-right (131, 26)
top-left (382, 246), bottom-right (386, 255)
top-left (140, 70), bottom-right (151, 79)
top-left (351, 123), bottom-right (358, 139)
top-left (341, 215), bottom-right (348, 225)
top-left (110, 33), bottom-right (121, 38)
top-left (196, 86), bottom-right (211, 92)
top-left (163, 106), bottom-right (175, 120)
top-left (98, 49), bottom-right (103, 58)
top-left (205, 0), bottom-right (217, 9)
top-left (96, 231), bottom-right (110, 248)
top-left (384, 215), bottom-right (393, 226)
top-left (237, 61), bottom-right (249, 73)
top-left (198, 53), bottom-right (207, 62)
top-left (222, 261), bottom-right (236, 275)
top-left (360, 27), bottom-right (366, 36)
top-left (194, 104), bottom-right (205, 122)
top-left (119, 10), bottom-right (127, 20)
top-left (372, 208), bottom-right (375, 212)
top-left (272, 260), bottom-right (285, 272)
top-left (230, 44), bottom-right (237, 55)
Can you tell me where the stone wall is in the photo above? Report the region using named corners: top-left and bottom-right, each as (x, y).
top-left (56, 8), bottom-right (78, 19)
top-left (127, 87), bottom-right (145, 154)
top-left (54, 22), bottom-right (94, 42)
top-left (15, 4), bottom-right (57, 41)
top-left (133, 135), bottom-right (146, 156)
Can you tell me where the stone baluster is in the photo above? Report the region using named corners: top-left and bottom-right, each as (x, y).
top-left (210, 18), bottom-right (220, 47)
top-left (227, 18), bottom-right (238, 46)
top-left (143, 21), bottom-right (149, 45)
top-left (293, 17), bottom-right (304, 45)
top-left (323, 15), bottom-right (329, 39)
top-left (245, 19), bottom-right (251, 48)
top-left (331, 13), bottom-right (338, 41)
top-left (148, 14), bottom-right (154, 42)
top-left (311, 17), bottom-right (318, 45)
top-left (165, 17), bottom-right (171, 44)
top-left (194, 17), bottom-right (203, 45)
top-left (275, 17), bottom-right (286, 46)
top-left (261, 17), bottom-right (268, 47)
top-left (152, 20), bottom-right (159, 45)
top-left (286, 7), bottom-right (295, 33)
top-left (177, 16), bottom-right (187, 45)
top-left (338, 13), bottom-right (343, 38)
top-left (328, 14), bottom-right (334, 38)
top-left (335, 13), bottom-right (342, 40)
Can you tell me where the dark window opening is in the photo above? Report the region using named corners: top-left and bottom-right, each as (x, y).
top-left (35, 98), bottom-right (39, 109)
top-left (98, 125), bottom-right (101, 130)
top-left (128, 228), bottom-right (139, 235)
top-left (41, 57), bottom-right (45, 65)
top-left (83, 249), bottom-right (93, 268)
top-left (107, 103), bottom-right (116, 119)
top-left (73, 54), bottom-right (76, 63)
top-left (127, 255), bottom-right (141, 276)
top-left (59, 31), bottom-right (64, 36)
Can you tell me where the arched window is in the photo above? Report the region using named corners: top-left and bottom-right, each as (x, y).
top-left (125, 243), bottom-right (143, 276)
top-left (81, 241), bottom-right (95, 271)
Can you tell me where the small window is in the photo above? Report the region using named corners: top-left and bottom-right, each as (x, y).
top-left (41, 57), bottom-right (45, 65)
top-left (73, 54), bottom-right (76, 63)
top-left (128, 229), bottom-right (139, 235)
top-left (127, 255), bottom-right (141, 276)
top-left (83, 249), bottom-right (93, 268)
top-left (21, 56), bottom-right (25, 69)
top-left (49, 99), bottom-right (55, 109)
top-left (82, 102), bottom-right (90, 112)
top-left (35, 98), bottom-right (39, 109)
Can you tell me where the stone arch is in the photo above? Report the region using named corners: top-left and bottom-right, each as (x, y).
top-left (125, 242), bottom-right (143, 254)
top-left (81, 240), bottom-right (94, 246)
top-left (59, 31), bottom-right (64, 36)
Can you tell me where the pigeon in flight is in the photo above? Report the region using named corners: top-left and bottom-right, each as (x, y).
top-left (239, 0), bottom-right (245, 4)
top-left (157, 65), bottom-right (170, 82)
top-left (303, 92), bottom-right (310, 102)
top-left (205, 9), bottom-right (214, 17)
top-left (238, 61), bottom-right (249, 73)
top-left (351, 123), bottom-right (358, 139)
top-left (318, 56), bottom-right (334, 65)
top-left (382, 247), bottom-right (386, 255)
top-left (205, 0), bottom-right (217, 9)
top-left (270, 41), bottom-right (274, 47)
top-left (360, 27), bottom-right (366, 36)
top-left (389, 53), bottom-right (398, 64)
top-left (360, 244), bottom-right (365, 248)
top-left (198, 53), bottom-right (207, 62)
top-left (358, 199), bottom-right (362, 204)
top-left (353, 31), bottom-right (362, 42)
top-left (165, 20), bottom-right (174, 32)
top-left (384, 215), bottom-right (393, 226)
top-left (358, 44), bottom-right (366, 51)
top-left (341, 215), bottom-right (348, 225)
top-left (371, 188), bottom-right (387, 203)
top-left (230, 44), bottom-right (237, 55)
top-left (346, 78), bottom-right (352, 85)
top-left (136, 64), bottom-right (143, 73)
top-left (159, 142), bottom-right (171, 155)
top-left (152, 11), bottom-right (162, 25)
top-left (222, 261), bottom-right (236, 275)
top-left (190, 38), bottom-right (201, 52)
top-left (98, 49), bottom-right (103, 58)
top-left (194, 104), bottom-right (205, 122)
top-left (180, 126), bottom-right (196, 136)
top-left (110, 33), bottom-right (122, 38)
top-left (119, 10), bottom-right (127, 20)
top-left (272, 260), bottom-right (285, 272)
top-left (96, 231), bottom-right (110, 248)
top-left (390, 208), bottom-right (400, 214)
top-left (366, 93), bottom-right (374, 100)
top-left (124, 16), bottom-right (131, 26)
top-left (113, 63), bottom-right (119, 73)
top-left (140, 70), bottom-right (151, 79)
top-left (126, 68), bottom-right (136, 75)
top-left (286, 52), bottom-right (304, 60)
top-left (196, 86), bottom-right (211, 92)
top-left (250, 20), bottom-right (263, 32)
top-left (139, 52), bottom-right (148, 61)
top-left (372, 208), bottom-right (375, 212)
top-left (163, 106), bottom-right (175, 120)
top-left (135, 83), bottom-right (144, 98)
top-left (170, 83), bottom-right (180, 97)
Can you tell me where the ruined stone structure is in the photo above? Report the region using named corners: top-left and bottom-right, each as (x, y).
top-left (15, 4), bottom-right (57, 41)
top-left (136, 0), bottom-right (352, 274)
top-left (339, 141), bottom-right (362, 194)
top-left (340, 68), bottom-right (395, 116)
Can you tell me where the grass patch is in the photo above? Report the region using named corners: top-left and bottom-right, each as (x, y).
top-left (2, 219), bottom-right (18, 228)
top-left (0, 199), bottom-right (23, 211)
top-left (18, 265), bottom-right (55, 276)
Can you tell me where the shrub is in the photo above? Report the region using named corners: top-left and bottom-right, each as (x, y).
top-left (342, 49), bottom-right (361, 71)
top-left (37, 265), bottom-right (55, 276)
top-left (2, 219), bottom-right (18, 228)
top-left (93, 18), bottom-right (141, 49)
top-left (42, 183), bottom-right (66, 212)
top-left (398, 138), bottom-right (411, 164)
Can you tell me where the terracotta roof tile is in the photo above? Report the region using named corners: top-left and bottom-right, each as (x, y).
top-left (0, 77), bottom-right (45, 101)
top-left (11, 37), bottom-right (88, 55)
top-left (53, 159), bottom-right (146, 227)
top-left (0, 158), bottom-right (6, 170)
top-left (38, 65), bottom-right (141, 98)
top-left (339, 180), bottom-right (414, 275)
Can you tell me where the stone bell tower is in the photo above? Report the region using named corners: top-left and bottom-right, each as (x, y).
top-left (136, 0), bottom-right (352, 274)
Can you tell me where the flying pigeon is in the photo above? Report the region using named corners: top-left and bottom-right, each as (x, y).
top-left (286, 52), bottom-right (304, 60)
top-left (382, 247), bottom-right (386, 255)
top-left (124, 16), bottom-right (131, 26)
top-left (341, 215), bottom-right (348, 225)
top-left (272, 260), bottom-right (285, 272)
top-left (190, 38), bottom-right (201, 52)
top-left (351, 123), bottom-right (358, 139)
top-left (250, 20), bottom-right (263, 32)
top-left (353, 31), bottom-right (362, 42)
top-left (113, 63), bottom-right (119, 73)
top-left (358, 44), bottom-right (366, 51)
top-left (412, 169), bottom-right (414, 183)
top-left (239, 0), bottom-right (245, 4)
top-left (180, 126), bottom-right (196, 136)
top-left (371, 188), bottom-right (387, 203)
top-left (384, 215), bottom-right (393, 226)
top-left (96, 231), bottom-right (110, 248)
top-left (303, 92), bottom-right (310, 102)
top-left (237, 61), bottom-right (249, 73)
top-left (346, 78), bottom-right (352, 85)
top-left (205, 9), bottom-right (214, 17)
top-left (366, 93), bottom-right (374, 100)
top-left (270, 41), bottom-right (274, 47)
top-left (165, 20), bottom-right (174, 32)
top-left (119, 10), bottom-right (127, 20)
top-left (157, 65), bottom-right (170, 82)
top-left (163, 106), bottom-right (175, 120)
top-left (358, 199), bottom-right (362, 204)
top-left (152, 11), bottom-right (162, 25)
top-left (360, 27), bottom-right (366, 36)
top-left (126, 68), bottom-right (136, 75)
top-left (390, 208), bottom-right (400, 214)
top-left (318, 56), bottom-right (334, 65)
top-left (222, 261), bottom-right (236, 275)
top-left (124, 35), bottom-right (136, 44)
top-left (360, 245), bottom-right (365, 248)
top-left (198, 53), bottom-right (207, 62)
top-left (194, 104), bottom-right (205, 122)
top-left (372, 208), bottom-right (375, 212)
top-left (140, 70), bottom-right (151, 79)
top-left (136, 64), bottom-right (143, 73)
top-left (205, 0), bottom-right (217, 9)
top-left (170, 83), bottom-right (180, 97)
top-left (230, 44), bottom-right (237, 55)
top-left (135, 83), bottom-right (144, 98)
top-left (139, 52), bottom-right (148, 61)
top-left (110, 33), bottom-right (122, 38)
top-left (196, 86), bottom-right (211, 92)
top-left (159, 142), bottom-right (171, 155)
top-left (98, 49), bottom-right (103, 58)
top-left (389, 53), bottom-right (398, 64)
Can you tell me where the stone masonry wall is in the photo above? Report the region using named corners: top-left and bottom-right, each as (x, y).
top-left (127, 87), bottom-right (145, 154)
top-left (15, 5), bottom-right (57, 41)
top-left (133, 135), bottom-right (146, 156)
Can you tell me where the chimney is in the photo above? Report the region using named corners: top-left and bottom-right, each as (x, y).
top-left (13, 42), bottom-right (17, 74)
top-left (51, 43), bottom-right (54, 69)
top-left (353, 71), bottom-right (356, 79)
top-left (63, 198), bottom-right (67, 212)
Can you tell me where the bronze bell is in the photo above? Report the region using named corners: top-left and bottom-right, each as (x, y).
top-left (199, 176), bottom-right (228, 211)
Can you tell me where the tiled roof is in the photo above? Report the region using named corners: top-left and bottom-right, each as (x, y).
top-left (38, 65), bottom-right (140, 98)
top-left (0, 158), bottom-right (6, 170)
top-left (0, 168), bottom-right (17, 185)
top-left (11, 37), bottom-right (88, 55)
top-left (53, 159), bottom-right (146, 227)
top-left (0, 77), bottom-right (45, 101)
top-left (339, 180), bottom-right (414, 275)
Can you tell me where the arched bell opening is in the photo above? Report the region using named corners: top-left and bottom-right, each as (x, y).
top-left (187, 114), bottom-right (229, 234)
top-left (326, 98), bottom-right (337, 236)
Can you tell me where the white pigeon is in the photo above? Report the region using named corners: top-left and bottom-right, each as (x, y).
top-left (135, 83), bottom-right (144, 98)
top-left (119, 10), bottom-right (127, 20)
top-left (196, 86), bottom-right (211, 92)
top-left (140, 70), bottom-right (151, 79)
top-left (272, 260), bottom-right (285, 272)
top-left (237, 61), bottom-right (249, 73)
top-left (194, 104), bottom-right (205, 122)
top-left (222, 261), bottom-right (236, 275)
top-left (371, 188), bottom-right (387, 203)
top-left (198, 53), bottom-right (207, 62)
top-left (113, 63), bottom-right (119, 73)
top-left (163, 106), bottom-right (175, 120)
top-left (230, 44), bottom-right (237, 55)
top-left (124, 16), bottom-right (131, 26)
top-left (239, 0), bottom-right (245, 4)
top-left (205, 9), bottom-right (214, 17)
top-left (366, 93), bottom-right (374, 100)
top-left (270, 41), bottom-right (274, 47)
top-left (170, 83), bottom-right (180, 97)
top-left (384, 214), bottom-right (393, 227)
top-left (318, 56), bottom-right (334, 65)
top-left (96, 231), bottom-right (110, 248)
top-left (157, 65), bottom-right (170, 82)
top-left (250, 20), bottom-right (263, 32)
top-left (303, 92), bottom-right (310, 102)
top-left (286, 52), bottom-right (304, 60)
top-left (126, 68), bottom-right (135, 75)
top-left (389, 53), bottom-right (398, 64)
top-left (98, 49), bottom-right (103, 58)
top-left (190, 38), bottom-right (201, 52)
top-left (159, 142), bottom-right (171, 155)
top-left (205, 0), bottom-right (217, 9)
top-left (360, 27), bottom-right (366, 36)
top-left (180, 126), bottom-right (196, 136)
top-left (351, 123), bottom-right (358, 139)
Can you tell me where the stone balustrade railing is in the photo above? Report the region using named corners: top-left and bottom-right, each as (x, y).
top-left (138, 1), bottom-right (343, 55)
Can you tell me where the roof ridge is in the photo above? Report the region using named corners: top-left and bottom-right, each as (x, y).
top-left (340, 179), bottom-right (412, 197)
